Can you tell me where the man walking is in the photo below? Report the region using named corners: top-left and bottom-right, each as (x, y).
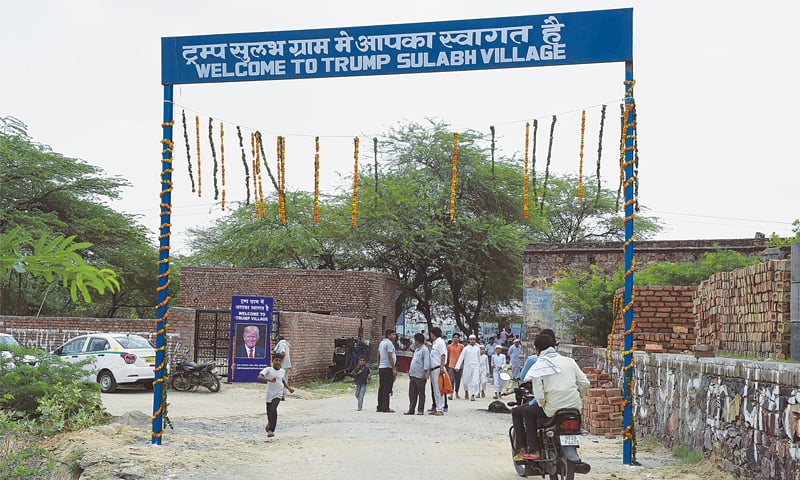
top-left (508, 338), bottom-right (522, 380)
top-left (428, 327), bottom-right (447, 415)
top-left (455, 334), bottom-right (482, 401)
top-left (447, 332), bottom-right (464, 399)
top-left (404, 333), bottom-right (429, 415)
top-left (273, 335), bottom-right (292, 399)
top-left (376, 329), bottom-right (397, 413)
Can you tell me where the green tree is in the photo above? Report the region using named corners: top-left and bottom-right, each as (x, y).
top-left (528, 174), bottom-right (662, 242)
top-left (0, 116), bottom-right (156, 316)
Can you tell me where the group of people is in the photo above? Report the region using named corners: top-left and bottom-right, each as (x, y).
top-left (371, 327), bottom-right (532, 417)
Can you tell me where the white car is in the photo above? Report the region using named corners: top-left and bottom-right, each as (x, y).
top-left (52, 333), bottom-right (156, 393)
top-left (0, 333), bottom-right (38, 367)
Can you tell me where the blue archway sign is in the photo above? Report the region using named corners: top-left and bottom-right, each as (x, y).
top-left (155, 8), bottom-right (637, 466)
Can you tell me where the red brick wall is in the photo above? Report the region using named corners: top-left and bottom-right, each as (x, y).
top-left (179, 267), bottom-right (396, 320)
top-left (279, 311), bottom-right (375, 385)
top-left (0, 307), bottom-right (195, 359)
top-left (694, 260), bottom-right (790, 358)
top-left (611, 285), bottom-right (696, 353)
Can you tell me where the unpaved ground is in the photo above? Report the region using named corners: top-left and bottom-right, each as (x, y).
top-left (45, 373), bottom-right (738, 479)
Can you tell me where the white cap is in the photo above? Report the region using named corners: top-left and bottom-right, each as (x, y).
top-left (468, 334), bottom-right (477, 339)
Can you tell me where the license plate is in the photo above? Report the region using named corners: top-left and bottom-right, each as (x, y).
top-left (560, 435), bottom-right (580, 446)
top-left (145, 356), bottom-right (155, 364)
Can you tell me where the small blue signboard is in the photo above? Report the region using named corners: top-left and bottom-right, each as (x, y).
top-left (162, 8), bottom-right (632, 85)
top-left (228, 295), bottom-right (273, 382)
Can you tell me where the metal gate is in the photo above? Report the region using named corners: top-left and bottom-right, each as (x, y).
top-left (194, 309), bottom-right (231, 377)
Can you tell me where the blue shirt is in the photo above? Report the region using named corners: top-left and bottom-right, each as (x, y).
top-left (409, 345), bottom-right (430, 378)
top-left (519, 354), bottom-right (539, 381)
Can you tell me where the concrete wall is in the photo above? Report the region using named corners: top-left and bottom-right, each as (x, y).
top-left (559, 344), bottom-right (800, 480)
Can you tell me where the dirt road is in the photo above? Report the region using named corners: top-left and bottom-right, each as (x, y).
top-left (46, 373), bottom-right (737, 479)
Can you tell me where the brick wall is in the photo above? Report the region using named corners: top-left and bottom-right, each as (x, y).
top-left (279, 311), bottom-right (375, 384)
top-left (0, 307), bottom-right (195, 359)
top-left (179, 267), bottom-right (396, 321)
top-left (695, 260), bottom-right (791, 359)
top-left (611, 285), bottom-right (696, 353)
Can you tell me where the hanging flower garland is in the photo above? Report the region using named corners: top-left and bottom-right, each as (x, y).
top-left (195, 115), bottom-right (202, 197)
top-left (373, 137), bottom-right (379, 200)
top-left (279, 136), bottom-right (287, 225)
top-left (208, 118), bottom-right (219, 200)
top-left (531, 119), bottom-right (538, 201)
top-left (449, 132), bottom-right (459, 221)
top-left (314, 136), bottom-right (320, 224)
top-left (236, 126), bottom-right (250, 205)
top-left (181, 110), bottom-right (195, 193)
top-left (595, 105), bottom-right (607, 207)
top-left (351, 137), bottom-right (359, 228)
top-left (255, 131), bottom-right (279, 193)
top-left (219, 121), bottom-right (226, 211)
top-left (523, 122), bottom-right (530, 220)
top-left (578, 110), bottom-right (586, 204)
top-left (616, 103), bottom-right (624, 211)
top-left (539, 116), bottom-right (557, 212)
top-left (253, 133), bottom-right (265, 218)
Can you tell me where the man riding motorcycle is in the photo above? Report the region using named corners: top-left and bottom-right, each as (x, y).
top-left (513, 334), bottom-right (590, 461)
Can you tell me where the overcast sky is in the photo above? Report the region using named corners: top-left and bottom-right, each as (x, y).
top-left (2, 0), bottom-right (798, 254)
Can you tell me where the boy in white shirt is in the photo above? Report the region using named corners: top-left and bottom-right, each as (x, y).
top-left (258, 355), bottom-right (295, 438)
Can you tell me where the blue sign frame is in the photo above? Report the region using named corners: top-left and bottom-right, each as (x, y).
top-left (227, 296), bottom-right (274, 383)
top-left (162, 8), bottom-right (631, 85)
top-left (155, 10), bottom-right (636, 464)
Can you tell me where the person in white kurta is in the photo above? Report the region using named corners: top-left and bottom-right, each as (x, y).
top-left (455, 334), bottom-right (482, 401)
top-left (478, 345), bottom-right (489, 398)
top-left (491, 345), bottom-right (507, 398)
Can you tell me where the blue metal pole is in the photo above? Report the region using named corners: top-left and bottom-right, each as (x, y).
top-left (152, 84), bottom-right (174, 445)
top-left (622, 61), bottom-right (635, 465)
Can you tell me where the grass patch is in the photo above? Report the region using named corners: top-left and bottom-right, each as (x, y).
top-left (635, 436), bottom-right (661, 452)
top-left (671, 444), bottom-right (704, 464)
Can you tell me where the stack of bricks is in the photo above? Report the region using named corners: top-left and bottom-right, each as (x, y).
top-left (695, 260), bottom-right (791, 359)
top-left (581, 367), bottom-right (624, 437)
top-left (611, 285), bottom-right (696, 354)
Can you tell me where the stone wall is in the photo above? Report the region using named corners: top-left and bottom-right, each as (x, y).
top-left (630, 352), bottom-right (800, 480)
top-left (695, 260), bottom-right (791, 359)
top-left (611, 285), bottom-right (696, 353)
top-left (566, 345), bottom-right (800, 480)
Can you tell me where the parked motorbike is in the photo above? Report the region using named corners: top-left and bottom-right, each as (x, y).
top-left (501, 372), bottom-right (591, 479)
top-left (170, 358), bottom-right (221, 392)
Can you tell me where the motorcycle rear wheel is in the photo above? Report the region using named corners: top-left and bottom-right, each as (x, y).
top-left (201, 371), bottom-right (221, 392)
top-left (170, 373), bottom-right (193, 391)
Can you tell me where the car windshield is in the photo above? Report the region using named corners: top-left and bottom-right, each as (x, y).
top-left (0, 336), bottom-right (22, 349)
top-left (113, 335), bottom-right (153, 349)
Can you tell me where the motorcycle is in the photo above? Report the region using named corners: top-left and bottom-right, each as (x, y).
top-left (501, 372), bottom-right (591, 479)
top-left (170, 358), bottom-right (221, 392)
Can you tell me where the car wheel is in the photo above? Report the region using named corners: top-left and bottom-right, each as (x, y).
top-left (98, 370), bottom-right (117, 393)
top-left (143, 381), bottom-right (154, 391)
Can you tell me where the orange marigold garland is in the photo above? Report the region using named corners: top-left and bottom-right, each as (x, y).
top-left (208, 118), bottom-right (218, 200)
top-left (236, 126), bottom-right (250, 205)
top-left (578, 110), bottom-right (586, 204)
top-left (195, 115), bottom-right (202, 197)
top-left (314, 136), bottom-right (320, 224)
top-left (523, 122), bottom-right (530, 220)
top-left (278, 136), bottom-right (287, 225)
top-left (449, 132), bottom-right (459, 221)
top-left (219, 121), bottom-right (226, 211)
top-left (181, 110), bottom-right (195, 193)
top-left (351, 137), bottom-right (359, 228)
